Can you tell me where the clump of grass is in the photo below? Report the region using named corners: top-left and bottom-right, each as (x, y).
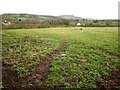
top-left (15, 67), bottom-right (26, 74)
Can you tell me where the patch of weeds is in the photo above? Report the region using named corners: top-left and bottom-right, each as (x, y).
top-left (112, 59), bottom-right (120, 68)
top-left (3, 35), bottom-right (58, 77)
top-left (77, 81), bottom-right (96, 88)
top-left (45, 75), bottom-right (65, 87)
top-left (98, 67), bottom-right (111, 76)
top-left (15, 67), bottom-right (27, 77)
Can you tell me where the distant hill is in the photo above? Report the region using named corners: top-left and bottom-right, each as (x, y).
top-left (2, 13), bottom-right (59, 21)
top-left (58, 15), bottom-right (83, 20)
top-left (2, 13), bottom-right (88, 21)
top-left (2, 13), bottom-right (76, 29)
top-left (3, 13), bottom-right (118, 29)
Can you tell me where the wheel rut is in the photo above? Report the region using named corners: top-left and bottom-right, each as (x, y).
top-left (2, 42), bottom-right (68, 88)
top-left (21, 42), bottom-right (68, 88)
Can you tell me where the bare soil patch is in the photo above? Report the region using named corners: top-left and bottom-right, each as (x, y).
top-left (2, 42), bottom-right (68, 88)
top-left (96, 69), bottom-right (120, 90)
top-left (2, 61), bottom-right (20, 88)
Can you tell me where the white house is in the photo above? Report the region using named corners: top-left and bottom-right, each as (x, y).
top-left (2, 20), bottom-right (11, 25)
top-left (76, 22), bottom-right (81, 26)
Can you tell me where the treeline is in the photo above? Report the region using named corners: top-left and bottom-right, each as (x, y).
top-left (2, 15), bottom-right (119, 29)
top-left (80, 20), bottom-right (119, 27)
top-left (2, 19), bottom-right (70, 29)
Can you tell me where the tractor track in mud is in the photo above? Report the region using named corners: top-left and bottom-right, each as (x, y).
top-left (2, 42), bottom-right (68, 88)
top-left (2, 42), bottom-right (120, 89)
top-left (24, 42), bottom-right (68, 88)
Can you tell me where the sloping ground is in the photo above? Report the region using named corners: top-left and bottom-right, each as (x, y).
top-left (89, 46), bottom-right (120, 89)
top-left (44, 42), bottom-right (120, 89)
top-left (2, 42), bottom-right (68, 88)
top-left (2, 27), bottom-right (120, 89)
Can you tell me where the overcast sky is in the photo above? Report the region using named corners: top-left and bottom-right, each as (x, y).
top-left (0, 0), bottom-right (119, 19)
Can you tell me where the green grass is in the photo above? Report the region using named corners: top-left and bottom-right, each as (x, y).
top-left (2, 27), bottom-right (120, 88)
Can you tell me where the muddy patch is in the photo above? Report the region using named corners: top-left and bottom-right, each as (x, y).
top-left (2, 62), bottom-right (20, 88)
top-left (2, 42), bottom-right (68, 88)
top-left (97, 69), bottom-right (120, 89)
top-left (24, 42), bottom-right (68, 88)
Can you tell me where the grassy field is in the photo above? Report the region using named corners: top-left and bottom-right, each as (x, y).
top-left (2, 27), bottom-right (120, 88)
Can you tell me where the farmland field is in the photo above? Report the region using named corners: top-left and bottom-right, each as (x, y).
top-left (2, 27), bottom-right (120, 89)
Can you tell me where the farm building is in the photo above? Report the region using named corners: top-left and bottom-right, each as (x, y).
top-left (2, 20), bottom-right (11, 25)
top-left (76, 22), bottom-right (81, 26)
